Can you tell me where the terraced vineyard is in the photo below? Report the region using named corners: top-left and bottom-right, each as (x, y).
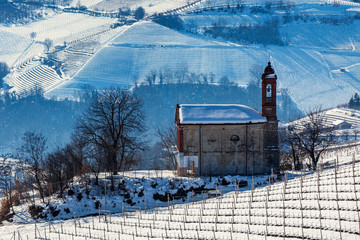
top-left (5, 153), bottom-right (360, 240)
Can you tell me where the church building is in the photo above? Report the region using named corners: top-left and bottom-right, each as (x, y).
top-left (175, 62), bottom-right (279, 176)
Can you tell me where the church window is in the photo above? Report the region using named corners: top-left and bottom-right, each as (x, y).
top-left (230, 135), bottom-right (240, 142)
top-left (266, 84), bottom-right (272, 97)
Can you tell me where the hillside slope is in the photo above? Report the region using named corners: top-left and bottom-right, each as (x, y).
top-left (1, 149), bottom-right (359, 239)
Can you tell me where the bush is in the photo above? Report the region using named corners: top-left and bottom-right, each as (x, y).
top-left (0, 198), bottom-right (10, 221)
top-left (28, 205), bottom-right (45, 219)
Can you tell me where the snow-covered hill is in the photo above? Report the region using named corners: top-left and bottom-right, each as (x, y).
top-left (2, 0), bottom-right (360, 112)
top-left (1, 147), bottom-right (359, 240)
top-left (43, 1), bottom-right (360, 112)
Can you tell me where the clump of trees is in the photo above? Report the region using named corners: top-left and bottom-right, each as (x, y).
top-left (0, 62), bottom-right (9, 89)
top-left (204, 17), bottom-right (283, 45)
top-left (0, 87), bottom-right (146, 213)
top-left (153, 14), bottom-right (184, 30)
top-left (348, 92), bottom-right (360, 110)
top-left (282, 108), bottom-right (336, 171)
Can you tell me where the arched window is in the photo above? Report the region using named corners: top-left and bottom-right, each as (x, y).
top-left (266, 84), bottom-right (272, 97)
top-left (230, 135), bottom-right (240, 142)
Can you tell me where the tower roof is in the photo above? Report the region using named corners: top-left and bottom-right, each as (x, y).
top-left (264, 62), bottom-right (275, 75)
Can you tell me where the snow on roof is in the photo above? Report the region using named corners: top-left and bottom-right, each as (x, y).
top-left (333, 120), bottom-right (346, 125)
top-left (265, 73), bottom-right (276, 78)
top-left (178, 104), bottom-right (267, 124)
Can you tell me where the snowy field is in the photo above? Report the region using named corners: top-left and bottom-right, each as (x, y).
top-left (0, 13), bottom-right (115, 67)
top-left (1, 147), bottom-right (359, 240)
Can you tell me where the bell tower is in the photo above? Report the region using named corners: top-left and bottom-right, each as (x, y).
top-left (261, 62), bottom-right (277, 122)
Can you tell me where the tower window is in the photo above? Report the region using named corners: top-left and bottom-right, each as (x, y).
top-left (266, 84), bottom-right (272, 97)
top-left (230, 135), bottom-right (240, 142)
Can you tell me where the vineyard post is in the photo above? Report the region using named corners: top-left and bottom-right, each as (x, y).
top-left (196, 226), bottom-right (200, 239)
top-left (167, 195), bottom-right (170, 209)
top-left (138, 212), bottom-right (140, 226)
top-left (104, 172), bottom-right (107, 223)
top-left (265, 185), bottom-right (269, 238)
top-left (212, 226), bottom-right (216, 240)
top-left (135, 223), bottom-right (138, 237)
top-left (61, 222), bottom-right (63, 234)
top-left (299, 192), bottom-right (304, 239)
top-left (144, 199), bottom-right (147, 213)
top-left (247, 219), bottom-right (250, 240)
top-left (248, 192), bottom-right (252, 225)
top-left (89, 225), bottom-right (91, 238)
top-left (74, 213), bottom-right (77, 236)
top-left (155, 200), bottom-right (158, 216)
top-left (317, 195), bottom-right (323, 240)
top-left (235, 180), bottom-right (237, 196)
top-left (35, 222), bottom-right (36, 239)
top-left (282, 178), bottom-right (286, 239)
top-left (150, 223), bottom-right (153, 238)
top-left (199, 216), bottom-right (202, 231)
top-left (251, 176), bottom-right (254, 202)
top-left (352, 153), bottom-right (360, 232)
top-left (317, 171), bottom-right (323, 240)
top-left (44, 228), bottom-right (46, 240)
top-left (168, 216), bottom-right (170, 230)
top-left (334, 161), bottom-right (343, 239)
top-left (180, 225), bottom-right (184, 239)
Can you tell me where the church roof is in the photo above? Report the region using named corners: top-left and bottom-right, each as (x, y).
top-left (178, 104), bottom-right (267, 124)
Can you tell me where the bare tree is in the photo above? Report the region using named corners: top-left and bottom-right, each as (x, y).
top-left (156, 126), bottom-right (177, 170)
top-left (30, 32), bottom-right (36, 41)
top-left (288, 108), bottom-right (336, 170)
top-left (44, 38), bottom-right (53, 52)
top-left (75, 87), bottom-right (146, 188)
top-left (19, 131), bottom-right (47, 202)
top-left (279, 128), bottom-right (302, 170)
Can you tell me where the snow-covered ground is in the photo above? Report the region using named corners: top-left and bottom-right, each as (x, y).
top-left (1, 147), bottom-right (359, 239)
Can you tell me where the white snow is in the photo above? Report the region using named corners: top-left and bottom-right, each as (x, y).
top-left (179, 104), bottom-right (267, 124)
top-left (1, 150), bottom-right (359, 240)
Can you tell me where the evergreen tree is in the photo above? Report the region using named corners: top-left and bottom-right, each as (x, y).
top-left (134, 6), bottom-right (145, 20)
